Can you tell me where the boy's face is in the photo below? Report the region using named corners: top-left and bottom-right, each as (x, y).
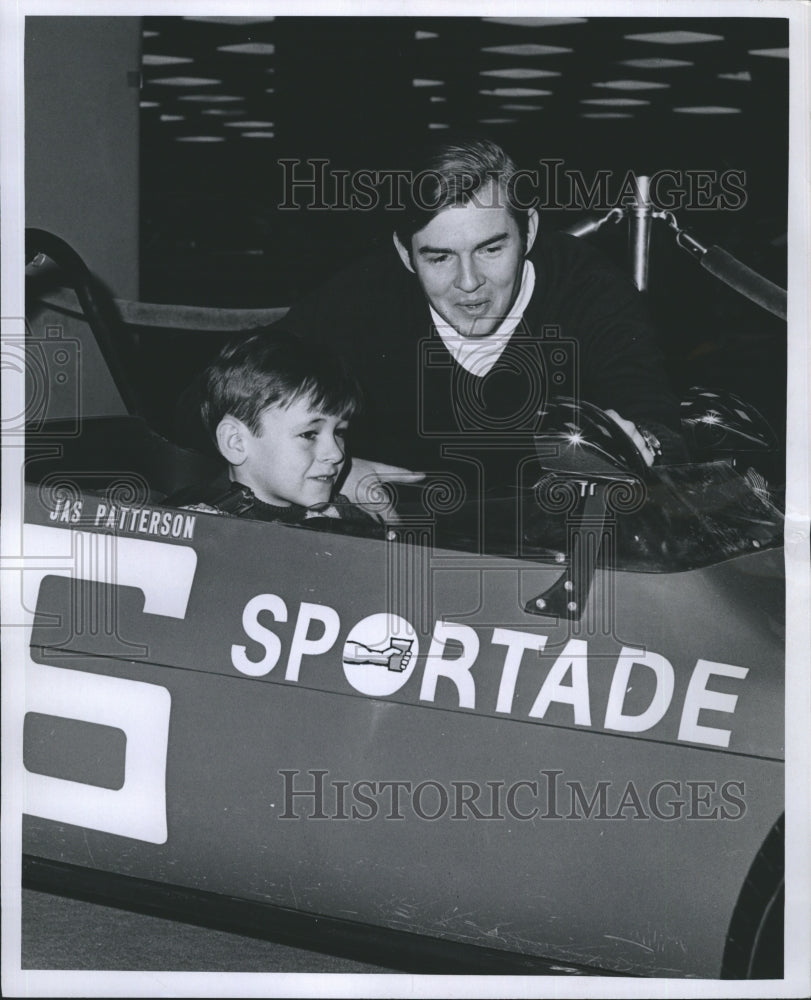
top-left (238, 396), bottom-right (348, 508)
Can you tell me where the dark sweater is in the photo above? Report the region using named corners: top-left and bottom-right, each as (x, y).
top-left (281, 230), bottom-right (683, 482)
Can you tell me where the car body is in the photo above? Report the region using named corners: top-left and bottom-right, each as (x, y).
top-left (18, 231), bottom-right (785, 978)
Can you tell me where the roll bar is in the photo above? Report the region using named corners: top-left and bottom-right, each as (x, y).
top-left (562, 180), bottom-right (787, 320)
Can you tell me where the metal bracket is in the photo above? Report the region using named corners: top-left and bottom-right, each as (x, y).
top-left (525, 475), bottom-right (643, 620)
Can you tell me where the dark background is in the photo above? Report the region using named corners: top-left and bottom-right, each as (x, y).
top-left (139, 15), bottom-right (788, 444)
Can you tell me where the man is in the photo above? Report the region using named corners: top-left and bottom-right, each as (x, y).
top-left (279, 138), bottom-right (684, 509)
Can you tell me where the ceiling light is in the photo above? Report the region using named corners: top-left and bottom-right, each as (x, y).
top-left (184, 16), bottom-right (275, 24)
top-left (430, 96), bottom-right (447, 103)
top-left (415, 31), bottom-right (438, 40)
top-left (178, 95), bottom-right (242, 103)
top-left (413, 78), bottom-right (444, 87)
top-left (624, 31), bottom-right (723, 44)
top-left (483, 44), bottom-right (572, 56)
top-left (176, 136), bottom-right (225, 142)
top-left (150, 77), bottom-right (221, 87)
top-left (218, 43), bottom-right (276, 55)
top-left (429, 123), bottom-right (449, 129)
top-left (224, 121), bottom-right (275, 128)
top-left (593, 79), bottom-right (669, 90)
top-left (581, 113), bottom-right (633, 119)
top-left (142, 30), bottom-right (158, 38)
top-left (160, 114), bottom-right (184, 122)
top-left (480, 68), bottom-right (559, 79)
top-left (581, 98), bottom-right (649, 106)
top-left (718, 71), bottom-right (752, 81)
top-left (142, 54), bottom-right (193, 66)
top-left (202, 109), bottom-right (243, 116)
top-left (480, 87), bottom-right (552, 97)
top-left (500, 104), bottom-right (543, 111)
top-left (479, 118), bottom-right (517, 125)
top-left (748, 48), bottom-right (788, 58)
top-left (673, 106), bottom-right (742, 114)
top-left (620, 58), bottom-right (692, 68)
top-left (242, 132), bottom-right (275, 138)
top-left (482, 17), bottom-right (587, 27)
top-left (139, 101), bottom-right (158, 108)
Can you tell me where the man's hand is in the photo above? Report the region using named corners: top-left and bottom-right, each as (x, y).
top-left (605, 409), bottom-right (660, 468)
top-left (339, 458), bottom-right (425, 523)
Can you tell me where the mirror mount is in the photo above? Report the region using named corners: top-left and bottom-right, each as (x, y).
top-left (524, 472), bottom-right (645, 620)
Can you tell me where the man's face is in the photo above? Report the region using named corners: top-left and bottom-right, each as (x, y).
top-left (395, 182), bottom-right (538, 338)
top-left (237, 396), bottom-right (347, 508)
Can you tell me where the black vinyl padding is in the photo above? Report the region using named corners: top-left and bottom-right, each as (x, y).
top-left (25, 416), bottom-right (222, 503)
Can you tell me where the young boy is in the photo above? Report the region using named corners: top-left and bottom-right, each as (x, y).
top-left (170, 330), bottom-right (380, 531)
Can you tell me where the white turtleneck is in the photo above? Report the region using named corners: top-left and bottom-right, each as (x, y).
top-left (429, 260), bottom-right (536, 377)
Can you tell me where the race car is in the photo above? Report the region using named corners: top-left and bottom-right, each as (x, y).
top-left (18, 229), bottom-right (785, 978)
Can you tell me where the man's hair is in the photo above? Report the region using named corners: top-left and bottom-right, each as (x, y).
top-left (394, 136), bottom-right (530, 248)
top-left (200, 328), bottom-right (362, 441)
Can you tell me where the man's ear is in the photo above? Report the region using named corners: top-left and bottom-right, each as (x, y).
top-left (392, 232), bottom-right (415, 274)
top-left (524, 208), bottom-right (539, 256)
top-left (215, 415), bottom-right (250, 466)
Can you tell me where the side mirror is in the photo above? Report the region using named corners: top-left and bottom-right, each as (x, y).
top-left (680, 386), bottom-right (780, 483)
top-left (534, 397), bottom-right (651, 479)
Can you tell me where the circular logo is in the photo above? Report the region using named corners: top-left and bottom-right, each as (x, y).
top-left (342, 613), bottom-right (419, 697)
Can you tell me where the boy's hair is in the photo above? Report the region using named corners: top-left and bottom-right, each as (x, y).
top-left (200, 328), bottom-right (362, 441)
top-left (394, 136), bottom-right (531, 249)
